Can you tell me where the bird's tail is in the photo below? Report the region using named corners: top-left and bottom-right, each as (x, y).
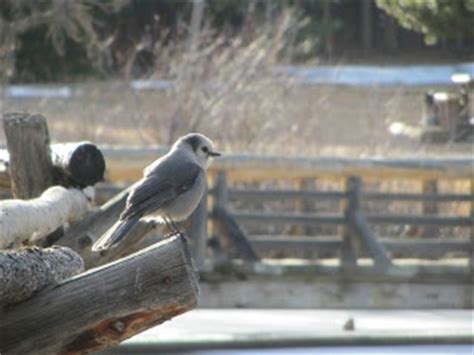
top-left (91, 218), bottom-right (139, 252)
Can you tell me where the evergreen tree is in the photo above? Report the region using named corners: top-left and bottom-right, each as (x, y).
top-left (376, 0), bottom-right (474, 44)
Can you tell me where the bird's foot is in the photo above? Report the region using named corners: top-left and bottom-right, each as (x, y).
top-left (163, 230), bottom-right (183, 239)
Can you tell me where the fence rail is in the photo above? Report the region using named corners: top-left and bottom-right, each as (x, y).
top-left (97, 146), bottom-right (474, 182)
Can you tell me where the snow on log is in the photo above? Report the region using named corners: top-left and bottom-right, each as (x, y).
top-left (0, 246), bottom-right (84, 306)
top-left (0, 186), bottom-right (91, 249)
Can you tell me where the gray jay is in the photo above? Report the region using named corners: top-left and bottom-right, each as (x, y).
top-left (92, 133), bottom-right (220, 251)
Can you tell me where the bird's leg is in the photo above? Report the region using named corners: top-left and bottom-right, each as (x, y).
top-left (163, 216), bottom-right (182, 237)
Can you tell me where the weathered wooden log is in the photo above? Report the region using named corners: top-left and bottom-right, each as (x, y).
top-left (3, 112), bottom-right (54, 198)
top-left (0, 246), bottom-right (84, 306)
top-left (0, 142), bottom-right (106, 189)
top-left (0, 186), bottom-right (90, 249)
top-left (0, 234), bottom-right (199, 355)
top-left (86, 219), bottom-right (158, 268)
top-left (56, 183), bottom-right (134, 267)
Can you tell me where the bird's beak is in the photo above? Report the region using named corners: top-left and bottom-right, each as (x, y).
top-left (208, 150), bottom-right (221, 157)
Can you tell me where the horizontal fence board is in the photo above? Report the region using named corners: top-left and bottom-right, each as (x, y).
top-left (249, 236), bottom-right (470, 255)
top-left (224, 188), bottom-right (347, 201)
top-left (367, 215), bottom-right (473, 226)
top-left (230, 212), bottom-right (345, 225)
top-left (227, 211), bottom-right (471, 227)
top-left (364, 192), bottom-right (473, 202)
top-left (94, 185), bottom-right (472, 207)
top-left (97, 146), bottom-right (474, 182)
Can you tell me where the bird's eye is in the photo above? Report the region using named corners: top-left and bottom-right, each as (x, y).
top-left (201, 146), bottom-right (209, 153)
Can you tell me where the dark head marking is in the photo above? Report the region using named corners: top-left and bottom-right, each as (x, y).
top-left (183, 134), bottom-right (201, 152)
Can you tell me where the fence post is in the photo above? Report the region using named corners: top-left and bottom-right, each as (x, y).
top-left (211, 171), bottom-right (260, 262)
top-left (422, 179), bottom-right (439, 238)
top-left (347, 176), bottom-right (392, 272)
top-left (341, 177), bottom-right (357, 268)
top-left (3, 113), bottom-right (54, 198)
top-left (470, 179), bottom-right (474, 275)
top-left (187, 182), bottom-right (208, 269)
top-left (292, 178), bottom-right (314, 235)
top-left (214, 170), bottom-right (228, 209)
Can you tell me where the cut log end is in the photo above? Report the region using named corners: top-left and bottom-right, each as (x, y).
top-left (0, 246), bottom-right (84, 306)
top-left (53, 142), bottom-right (106, 188)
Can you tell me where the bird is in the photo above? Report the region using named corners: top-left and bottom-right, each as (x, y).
top-left (91, 133), bottom-right (221, 251)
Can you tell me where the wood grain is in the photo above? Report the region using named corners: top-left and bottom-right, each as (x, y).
top-left (0, 234), bottom-right (199, 355)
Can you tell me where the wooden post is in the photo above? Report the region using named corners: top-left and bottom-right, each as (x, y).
top-left (208, 171), bottom-right (228, 263)
top-left (3, 113), bottom-right (54, 198)
top-left (347, 176), bottom-right (392, 272)
top-left (469, 181), bottom-right (474, 276)
top-left (211, 171), bottom-right (259, 262)
top-left (187, 183), bottom-right (208, 269)
top-left (293, 178), bottom-right (313, 235)
top-left (0, 235), bottom-right (199, 354)
top-left (214, 170), bottom-right (229, 208)
top-left (341, 177), bottom-right (357, 268)
top-left (422, 179), bottom-right (439, 238)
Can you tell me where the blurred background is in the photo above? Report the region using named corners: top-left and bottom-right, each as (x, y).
top-left (1, 0), bottom-right (472, 153)
top-left (1, 0), bottom-right (473, 354)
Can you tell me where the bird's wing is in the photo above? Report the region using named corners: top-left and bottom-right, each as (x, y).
top-left (120, 157), bottom-right (203, 220)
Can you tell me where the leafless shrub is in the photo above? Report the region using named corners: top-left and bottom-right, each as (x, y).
top-left (131, 10), bottom-right (300, 147)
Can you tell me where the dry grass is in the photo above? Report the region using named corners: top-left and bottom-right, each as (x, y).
top-left (1, 10), bottom-right (471, 157)
top-left (1, 82), bottom-right (471, 156)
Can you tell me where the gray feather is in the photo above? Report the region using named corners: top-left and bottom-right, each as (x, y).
top-left (91, 217), bottom-right (139, 251)
top-left (121, 155), bottom-right (202, 220)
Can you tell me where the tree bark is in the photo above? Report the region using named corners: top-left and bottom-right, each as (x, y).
top-left (0, 234), bottom-right (199, 355)
top-left (0, 186), bottom-right (90, 249)
top-left (3, 112), bottom-right (54, 199)
top-left (0, 246), bottom-right (84, 306)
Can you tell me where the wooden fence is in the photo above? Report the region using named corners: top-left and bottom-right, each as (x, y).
top-left (2, 143), bottom-right (472, 307)
top-left (98, 147), bottom-right (473, 274)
